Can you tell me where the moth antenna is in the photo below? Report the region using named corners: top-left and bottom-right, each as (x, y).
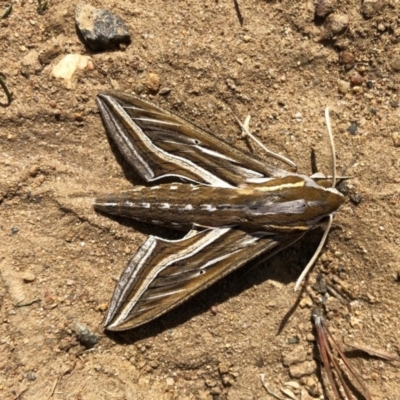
top-left (294, 109), bottom-right (337, 291)
top-left (231, 111), bottom-right (297, 170)
top-left (324, 108), bottom-right (337, 188)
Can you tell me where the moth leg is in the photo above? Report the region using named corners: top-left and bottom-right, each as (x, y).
top-left (232, 112), bottom-right (297, 171)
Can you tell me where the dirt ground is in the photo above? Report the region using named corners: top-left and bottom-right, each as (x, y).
top-left (1, 0), bottom-right (400, 399)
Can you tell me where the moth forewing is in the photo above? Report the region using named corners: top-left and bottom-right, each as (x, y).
top-left (96, 92), bottom-right (290, 186)
top-left (95, 92), bottom-right (344, 331)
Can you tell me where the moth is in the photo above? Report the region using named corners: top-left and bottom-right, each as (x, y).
top-left (94, 92), bottom-right (344, 331)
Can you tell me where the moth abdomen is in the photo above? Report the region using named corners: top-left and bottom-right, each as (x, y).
top-left (95, 178), bottom-right (343, 233)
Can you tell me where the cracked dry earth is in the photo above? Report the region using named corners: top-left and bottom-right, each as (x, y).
top-left (1, 1), bottom-right (400, 399)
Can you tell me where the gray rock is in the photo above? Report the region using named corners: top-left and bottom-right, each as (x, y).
top-left (73, 322), bottom-right (100, 348)
top-left (75, 2), bottom-right (131, 51)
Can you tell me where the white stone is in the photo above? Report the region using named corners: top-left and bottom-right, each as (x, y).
top-left (52, 54), bottom-right (90, 84)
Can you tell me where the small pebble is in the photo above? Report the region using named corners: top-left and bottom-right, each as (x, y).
top-left (44, 291), bottom-right (57, 305)
top-left (347, 122), bottom-right (359, 135)
top-left (306, 333), bottom-right (316, 342)
top-left (22, 272), bottom-right (35, 283)
top-left (315, 0), bottom-right (335, 18)
top-left (306, 378), bottom-right (322, 397)
top-left (73, 322), bottom-right (100, 348)
top-left (338, 79), bottom-right (350, 94)
top-left (87, 59), bottom-right (95, 71)
top-left (325, 13), bottom-right (349, 36)
top-left (361, 0), bottom-right (384, 18)
top-left (11, 227), bottom-right (19, 235)
top-left (391, 56), bottom-right (400, 72)
top-left (20, 50), bottom-right (42, 77)
top-left (392, 132), bottom-right (400, 147)
top-left (289, 361), bottom-right (317, 379)
top-left (222, 374), bottom-right (235, 387)
top-left (218, 361), bottom-right (231, 374)
top-left (349, 71), bottom-right (363, 86)
top-left (288, 336), bottom-right (300, 345)
top-left (74, 113), bottom-right (84, 122)
top-left (377, 23), bottom-right (385, 32)
top-left (282, 345), bottom-right (307, 366)
top-left (144, 72), bottom-right (160, 94)
top-left (29, 166), bottom-right (40, 177)
top-left (210, 305), bottom-right (219, 315)
top-left (97, 302), bottom-right (108, 311)
top-left (304, 376), bottom-right (318, 388)
top-left (339, 51), bottom-right (355, 68)
top-left (166, 377), bottom-right (174, 386)
top-left (299, 296), bottom-right (313, 308)
top-left (210, 386), bottom-right (222, 395)
top-left (159, 87), bottom-right (171, 95)
top-left (25, 371), bottom-right (37, 381)
top-left (294, 112), bottom-right (303, 122)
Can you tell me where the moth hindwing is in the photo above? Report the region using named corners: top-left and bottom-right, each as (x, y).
top-left (94, 92), bottom-right (344, 331)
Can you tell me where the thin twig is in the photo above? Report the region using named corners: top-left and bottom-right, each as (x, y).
top-left (313, 309), bottom-right (342, 399)
top-left (0, 75), bottom-right (13, 105)
top-left (14, 298), bottom-right (41, 307)
top-left (1, 3), bottom-right (12, 18)
top-left (325, 283), bottom-right (352, 306)
top-left (13, 387), bottom-right (28, 400)
top-left (233, 0), bottom-right (244, 26)
top-left (48, 376), bottom-right (59, 399)
top-left (260, 374), bottom-right (285, 400)
top-left (344, 339), bottom-right (400, 361)
top-left (313, 307), bottom-right (372, 400)
top-left (325, 327), bottom-right (372, 400)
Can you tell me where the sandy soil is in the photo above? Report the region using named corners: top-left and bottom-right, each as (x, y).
top-left (1, 1), bottom-right (400, 399)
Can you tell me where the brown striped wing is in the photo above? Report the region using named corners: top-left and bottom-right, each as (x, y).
top-left (105, 227), bottom-right (303, 331)
top-left (97, 92), bottom-right (290, 188)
